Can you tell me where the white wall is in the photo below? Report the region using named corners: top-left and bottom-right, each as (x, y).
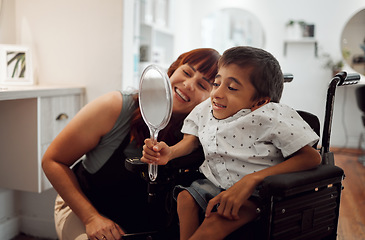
top-left (173, 0), bottom-right (365, 149)
top-left (0, 0), bottom-right (15, 43)
top-left (13, 0), bottom-right (124, 103)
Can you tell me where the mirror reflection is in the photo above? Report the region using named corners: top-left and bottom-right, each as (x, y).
top-left (201, 8), bottom-right (265, 53)
top-left (341, 8), bottom-right (365, 76)
top-left (139, 66), bottom-right (172, 127)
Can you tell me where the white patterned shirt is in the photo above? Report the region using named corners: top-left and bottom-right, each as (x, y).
top-left (181, 99), bottom-right (319, 189)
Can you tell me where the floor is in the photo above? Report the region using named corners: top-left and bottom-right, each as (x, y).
top-left (10, 149), bottom-right (365, 240)
top-left (334, 148), bottom-right (365, 240)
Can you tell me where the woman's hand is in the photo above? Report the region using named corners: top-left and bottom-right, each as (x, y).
top-left (205, 174), bottom-right (260, 220)
top-left (85, 214), bottom-right (124, 240)
top-left (141, 139), bottom-right (172, 165)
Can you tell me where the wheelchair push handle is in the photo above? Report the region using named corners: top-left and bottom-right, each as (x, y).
top-left (321, 71), bottom-right (360, 164)
top-left (283, 73), bottom-right (294, 82)
top-left (334, 71), bottom-right (360, 86)
top-left (343, 73), bottom-right (361, 85)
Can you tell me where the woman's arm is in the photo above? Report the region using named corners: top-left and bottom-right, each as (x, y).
top-left (42, 91), bottom-right (125, 239)
top-left (206, 145), bottom-right (321, 220)
top-left (142, 134), bottom-right (200, 165)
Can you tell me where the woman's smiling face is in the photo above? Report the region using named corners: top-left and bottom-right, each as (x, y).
top-left (170, 64), bottom-right (213, 115)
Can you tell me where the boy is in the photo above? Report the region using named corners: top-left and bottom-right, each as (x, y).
top-left (141, 46), bottom-right (321, 240)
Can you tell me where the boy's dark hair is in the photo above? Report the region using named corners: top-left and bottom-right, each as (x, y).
top-left (218, 46), bottom-right (284, 103)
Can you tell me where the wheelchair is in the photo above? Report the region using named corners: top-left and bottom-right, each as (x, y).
top-left (124, 72), bottom-right (360, 240)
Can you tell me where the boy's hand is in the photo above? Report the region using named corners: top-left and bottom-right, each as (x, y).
top-left (141, 138), bottom-right (171, 165)
top-left (205, 174), bottom-right (259, 220)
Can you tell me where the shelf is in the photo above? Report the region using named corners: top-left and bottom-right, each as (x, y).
top-left (284, 38), bottom-right (317, 43)
top-left (140, 22), bottom-right (173, 36)
top-left (283, 38), bottom-right (318, 57)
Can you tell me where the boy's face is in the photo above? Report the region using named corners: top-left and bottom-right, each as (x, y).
top-left (211, 64), bottom-right (262, 120)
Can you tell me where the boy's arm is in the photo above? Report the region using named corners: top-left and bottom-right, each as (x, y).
top-left (249, 144), bottom-right (321, 183)
top-left (206, 145), bottom-right (321, 220)
top-left (142, 134), bottom-right (200, 165)
top-left (169, 134), bottom-right (200, 160)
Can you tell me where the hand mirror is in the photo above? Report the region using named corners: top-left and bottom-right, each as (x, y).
top-left (139, 64), bottom-right (173, 181)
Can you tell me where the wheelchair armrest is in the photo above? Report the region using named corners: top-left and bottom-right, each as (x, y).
top-left (257, 164), bottom-right (344, 199)
top-left (125, 157), bottom-right (148, 173)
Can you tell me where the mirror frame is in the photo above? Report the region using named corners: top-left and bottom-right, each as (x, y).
top-left (138, 64), bottom-right (173, 181)
top-left (341, 8), bottom-right (365, 76)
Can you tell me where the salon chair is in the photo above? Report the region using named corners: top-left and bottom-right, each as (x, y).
top-left (125, 72), bottom-right (360, 240)
top-left (355, 85), bottom-right (365, 166)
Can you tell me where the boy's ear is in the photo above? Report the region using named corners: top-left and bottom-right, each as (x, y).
top-left (258, 99), bottom-right (269, 106)
top-left (251, 97), bottom-right (271, 110)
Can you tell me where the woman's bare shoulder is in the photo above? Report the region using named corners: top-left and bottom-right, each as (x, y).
top-left (102, 91), bottom-right (123, 111)
top-left (41, 91), bottom-right (125, 166)
top-left (69, 91), bottom-right (123, 136)
top-left (90, 91), bottom-right (123, 115)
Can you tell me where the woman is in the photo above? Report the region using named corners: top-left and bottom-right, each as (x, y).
top-left (42, 48), bottom-right (220, 240)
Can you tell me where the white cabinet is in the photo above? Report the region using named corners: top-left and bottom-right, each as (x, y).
top-left (0, 86), bottom-right (84, 193)
top-left (138, 0), bottom-right (174, 69)
top-left (123, 0), bottom-right (175, 89)
top-left (139, 22), bottom-right (174, 69)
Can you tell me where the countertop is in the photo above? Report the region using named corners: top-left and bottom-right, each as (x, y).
top-left (0, 85), bottom-right (85, 101)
